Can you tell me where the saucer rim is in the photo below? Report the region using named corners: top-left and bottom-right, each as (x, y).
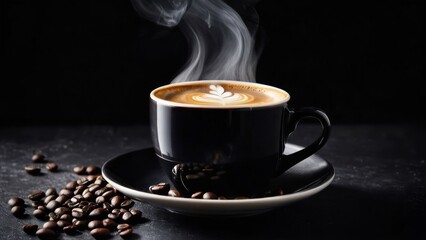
top-left (102, 143), bottom-right (334, 210)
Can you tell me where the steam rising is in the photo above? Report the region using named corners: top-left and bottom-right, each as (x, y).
top-left (131, 0), bottom-right (260, 83)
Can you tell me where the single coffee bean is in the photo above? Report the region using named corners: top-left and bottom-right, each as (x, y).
top-left (90, 228), bottom-right (110, 239)
top-left (149, 183), bottom-right (170, 195)
top-left (107, 213), bottom-right (119, 221)
top-left (8, 197), bottom-right (25, 207)
top-left (63, 225), bottom-right (77, 235)
top-left (88, 220), bottom-right (103, 230)
top-left (86, 165), bottom-right (101, 175)
top-left (74, 185), bottom-right (85, 195)
top-left (55, 195), bottom-right (69, 204)
top-left (43, 195), bottom-right (56, 204)
top-left (117, 223), bottom-right (131, 231)
top-left (96, 196), bottom-right (106, 204)
top-left (33, 208), bottom-right (47, 219)
top-left (43, 221), bottom-right (58, 230)
top-left (102, 202), bottom-right (113, 211)
top-left (119, 227), bottom-right (133, 238)
top-left (45, 163), bottom-right (58, 172)
top-left (60, 213), bottom-right (73, 222)
top-left (22, 224), bottom-right (38, 235)
top-left (191, 191), bottom-right (204, 199)
top-left (71, 208), bottom-right (85, 219)
top-left (218, 196), bottom-right (228, 200)
top-left (129, 209), bottom-right (142, 219)
top-left (32, 152), bottom-right (45, 163)
top-left (11, 205), bottom-right (25, 217)
top-left (54, 207), bottom-right (71, 216)
top-left (102, 218), bottom-right (117, 230)
top-left (74, 220), bottom-right (88, 230)
top-left (48, 212), bottom-right (58, 221)
top-left (59, 189), bottom-right (73, 197)
top-left (168, 189), bottom-right (182, 197)
top-left (73, 166), bottom-right (86, 175)
top-left (110, 196), bottom-right (123, 208)
top-left (46, 200), bottom-right (61, 210)
top-left (122, 212), bottom-right (134, 222)
top-left (83, 191), bottom-right (95, 201)
top-left (57, 220), bottom-right (72, 228)
top-left (120, 199), bottom-right (135, 208)
top-left (89, 208), bottom-right (108, 219)
top-left (65, 181), bottom-right (78, 190)
top-left (102, 190), bottom-right (115, 200)
top-left (31, 201), bottom-right (44, 208)
top-left (25, 165), bottom-right (41, 175)
top-left (45, 188), bottom-right (57, 196)
top-left (203, 192), bottom-right (218, 199)
top-left (36, 228), bottom-right (56, 240)
top-left (89, 184), bottom-right (101, 193)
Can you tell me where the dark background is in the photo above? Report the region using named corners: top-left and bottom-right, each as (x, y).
top-left (1, 0), bottom-right (424, 125)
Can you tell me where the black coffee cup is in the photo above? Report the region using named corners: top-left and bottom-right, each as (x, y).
top-left (150, 80), bottom-right (330, 198)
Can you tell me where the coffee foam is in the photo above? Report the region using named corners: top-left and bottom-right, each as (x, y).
top-left (152, 81), bottom-right (289, 108)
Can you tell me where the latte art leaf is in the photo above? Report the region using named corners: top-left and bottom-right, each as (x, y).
top-left (191, 84), bottom-right (254, 105)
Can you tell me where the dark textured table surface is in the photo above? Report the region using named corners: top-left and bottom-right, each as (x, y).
top-left (1, 124), bottom-right (425, 239)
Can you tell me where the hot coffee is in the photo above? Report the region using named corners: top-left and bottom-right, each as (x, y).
top-left (150, 80), bottom-right (330, 197)
top-left (152, 81), bottom-right (289, 107)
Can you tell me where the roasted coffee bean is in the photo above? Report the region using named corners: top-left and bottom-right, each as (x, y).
top-left (31, 201), bottom-right (44, 208)
top-left (129, 209), bottom-right (142, 219)
top-left (110, 195), bottom-right (123, 208)
top-left (89, 208), bottom-right (108, 219)
top-left (65, 181), bottom-right (78, 190)
top-left (33, 209), bottom-right (47, 219)
top-left (36, 228), bottom-right (56, 240)
top-left (55, 195), bottom-right (69, 204)
top-left (203, 192), bottom-right (218, 199)
top-left (102, 218), bottom-right (117, 230)
top-left (54, 207), bottom-right (71, 216)
top-left (88, 220), bottom-right (104, 230)
top-left (72, 208), bottom-right (85, 219)
top-left (11, 205), bottom-right (25, 217)
top-left (73, 166), bottom-right (86, 175)
top-left (149, 183), bottom-right (170, 195)
top-left (48, 212), bottom-right (58, 221)
top-left (117, 223), bottom-right (131, 231)
top-left (25, 165), bottom-right (41, 175)
top-left (45, 187), bottom-right (57, 196)
top-left (120, 199), bottom-right (134, 208)
top-left (119, 227), bottom-right (133, 238)
top-left (122, 212), bottom-right (134, 222)
top-left (60, 213), bottom-right (73, 222)
top-left (218, 196), bottom-right (228, 200)
top-left (95, 196), bottom-right (105, 204)
top-left (102, 202), bottom-right (113, 211)
top-left (83, 192), bottom-right (95, 201)
top-left (168, 189), bottom-right (182, 197)
top-left (74, 220), bottom-right (88, 230)
top-left (57, 220), bottom-right (72, 228)
top-left (89, 184), bottom-right (101, 193)
top-left (63, 225), bottom-right (77, 235)
top-left (107, 213), bottom-right (119, 221)
top-left (59, 189), bottom-right (73, 197)
top-left (74, 185), bottom-right (85, 195)
top-left (8, 197), bottom-right (25, 207)
top-left (32, 152), bottom-right (45, 163)
top-left (191, 191), bottom-right (204, 199)
top-left (102, 190), bottom-right (115, 200)
top-left (45, 163), bottom-right (58, 172)
top-left (43, 195), bottom-right (56, 204)
top-left (43, 221), bottom-right (58, 230)
top-left (86, 165), bottom-right (101, 175)
top-left (22, 224), bottom-right (38, 235)
top-left (46, 200), bottom-right (61, 210)
top-left (90, 228), bottom-right (110, 239)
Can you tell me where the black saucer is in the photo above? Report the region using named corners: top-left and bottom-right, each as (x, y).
top-left (102, 144), bottom-right (334, 217)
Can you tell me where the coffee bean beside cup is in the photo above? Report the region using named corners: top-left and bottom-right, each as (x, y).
top-left (150, 80), bottom-right (331, 197)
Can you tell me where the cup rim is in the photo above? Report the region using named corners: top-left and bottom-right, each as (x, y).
top-left (150, 80), bottom-right (290, 109)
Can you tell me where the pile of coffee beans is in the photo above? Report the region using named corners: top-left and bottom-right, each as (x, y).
top-left (9, 166), bottom-right (143, 239)
top-left (25, 151), bottom-right (59, 175)
top-left (148, 182), bottom-right (285, 200)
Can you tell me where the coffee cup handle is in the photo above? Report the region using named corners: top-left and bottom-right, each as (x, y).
top-left (275, 107), bottom-right (331, 175)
